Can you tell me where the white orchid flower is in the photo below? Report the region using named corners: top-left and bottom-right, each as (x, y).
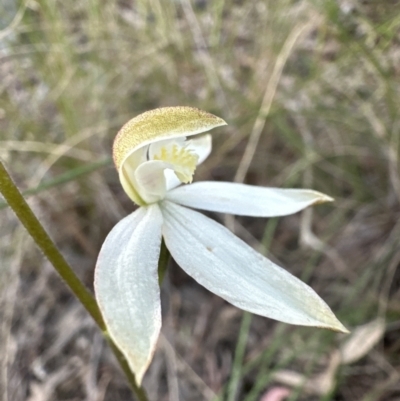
top-left (94, 106), bottom-right (347, 385)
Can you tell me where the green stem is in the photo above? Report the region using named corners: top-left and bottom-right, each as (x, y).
top-left (0, 161), bottom-right (148, 401)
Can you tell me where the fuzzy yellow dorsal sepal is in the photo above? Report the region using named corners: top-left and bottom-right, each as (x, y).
top-left (113, 106), bottom-right (227, 172)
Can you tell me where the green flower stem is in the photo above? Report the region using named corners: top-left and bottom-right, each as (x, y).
top-left (0, 161), bottom-right (148, 401)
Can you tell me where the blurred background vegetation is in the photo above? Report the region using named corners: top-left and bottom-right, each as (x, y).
top-left (1, 0), bottom-right (400, 400)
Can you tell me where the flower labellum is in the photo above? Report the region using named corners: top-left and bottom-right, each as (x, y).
top-left (94, 106), bottom-right (348, 385)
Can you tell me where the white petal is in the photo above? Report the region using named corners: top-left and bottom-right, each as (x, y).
top-left (154, 134), bottom-right (213, 192)
top-left (161, 201), bottom-right (347, 332)
top-left (187, 134), bottom-right (212, 165)
top-left (135, 160), bottom-right (171, 203)
top-left (164, 169), bottom-right (182, 192)
top-left (94, 205), bottom-right (163, 385)
top-left (148, 137), bottom-right (187, 160)
top-left (119, 147), bottom-right (148, 205)
top-left (166, 182), bottom-right (333, 217)
top-left (148, 134), bottom-right (211, 166)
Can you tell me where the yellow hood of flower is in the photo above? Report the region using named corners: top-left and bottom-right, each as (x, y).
top-left (113, 106), bottom-right (227, 171)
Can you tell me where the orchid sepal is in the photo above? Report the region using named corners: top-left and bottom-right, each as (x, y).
top-left (166, 181), bottom-right (334, 217)
top-left (94, 205), bottom-right (163, 385)
top-left (160, 200), bottom-right (348, 333)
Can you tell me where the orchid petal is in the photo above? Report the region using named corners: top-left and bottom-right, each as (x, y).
top-left (187, 134), bottom-right (212, 165)
top-left (161, 201), bottom-right (347, 332)
top-left (119, 147), bottom-right (147, 205)
top-left (148, 137), bottom-right (186, 161)
top-left (166, 182), bottom-right (333, 217)
top-left (164, 169), bottom-right (183, 192)
top-left (148, 134), bottom-right (213, 192)
top-left (135, 160), bottom-right (172, 203)
top-left (94, 205), bottom-right (163, 385)
top-left (148, 134), bottom-right (212, 169)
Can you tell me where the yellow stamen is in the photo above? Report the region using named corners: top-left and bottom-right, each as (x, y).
top-left (153, 144), bottom-right (198, 183)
